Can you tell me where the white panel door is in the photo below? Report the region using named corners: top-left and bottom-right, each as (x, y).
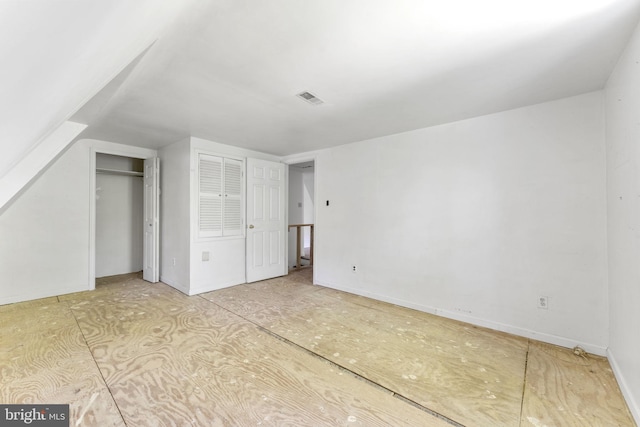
top-left (143, 157), bottom-right (159, 283)
top-left (246, 158), bottom-right (286, 282)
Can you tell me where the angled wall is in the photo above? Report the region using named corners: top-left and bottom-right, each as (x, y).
top-left (0, 0), bottom-right (195, 202)
top-left (0, 121), bottom-right (86, 213)
top-left (0, 139), bottom-right (158, 304)
top-left (0, 141), bottom-right (91, 304)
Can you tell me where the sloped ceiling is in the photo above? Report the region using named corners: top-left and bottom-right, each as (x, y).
top-left (7, 0), bottom-right (640, 161)
top-left (0, 0), bottom-right (197, 178)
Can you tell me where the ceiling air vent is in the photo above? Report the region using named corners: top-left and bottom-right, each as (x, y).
top-left (296, 91), bottom-right (324, 106)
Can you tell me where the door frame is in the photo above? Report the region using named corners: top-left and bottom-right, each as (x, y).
top-left (283, 154), bottom-right (318, 284)
top-left (245, 158), bottom-right (287, 283)
top-left (143, 157), bottom-right (160, 283)
top-left (87, 140), bottom-right (158, 290)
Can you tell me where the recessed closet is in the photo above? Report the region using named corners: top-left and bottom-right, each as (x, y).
top-left (95, 153), bottom-right (144, 277)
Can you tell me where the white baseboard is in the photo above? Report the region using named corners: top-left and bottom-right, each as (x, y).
top-left (315, 280), bottom-right (608, 356)
top-left (159, 276), bottom-right (189, 295)
top-left (160, 275), bottom-right (244, 296)
top-left (0, 283), bottom-right (90, 306)
top-left (188, 278), bottom-right (245, 296)
top-left (607, 348), bottom-right (640, 424)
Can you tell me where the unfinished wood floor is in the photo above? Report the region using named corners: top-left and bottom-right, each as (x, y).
top-left (1, 270), bottom-right (635, 426)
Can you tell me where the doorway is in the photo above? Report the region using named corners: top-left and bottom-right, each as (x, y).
top-left (95, 153), bottom-right (144, 278)
top-left (288, 161), bottom-right (315, 270)
top-left (88, 142), bottom-right (159, 290)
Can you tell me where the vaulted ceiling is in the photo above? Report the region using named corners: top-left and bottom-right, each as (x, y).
top-left (4, 0), bottom-right (640, 164)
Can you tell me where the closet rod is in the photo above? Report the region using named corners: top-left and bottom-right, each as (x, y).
top-left (96, 168), bottom-right (143, 177)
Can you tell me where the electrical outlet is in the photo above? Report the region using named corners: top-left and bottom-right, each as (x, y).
top-left (172, 257), bottom-right (176, 266)
top-left (352, 265), bottom-right (357, 273)
top-left (538, 296), bottom-right (549, 309)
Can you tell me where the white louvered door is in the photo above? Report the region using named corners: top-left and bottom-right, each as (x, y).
top-left (198, 154), bottom-right (244, 239)
top-left (223, 158), bottom-right (242, 236)
top-left (198, 154), bottom-right (223, 238)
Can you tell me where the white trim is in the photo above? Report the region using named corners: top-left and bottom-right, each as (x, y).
top-left (187, 279), bottom-right (244, 296)
top-left (0, 121), bottom-right (87, 212)
top-left (282, 150), bottom-right (323, 165)
top-left (161, 272), bottom-right (245, 296)
top-left (83, 139), bottom-right (158, 291)
top-left (193, 149), bottom-right (246, 241)
top-left (284, 163), bottom-right (288, 277)
top-left (283, 154), bottom-right (319, 285)
top-left (160, 276), bottom-right (190, 295)
top-left (315, 279), bottom-right (609, 356)
top-left (88, 148), bottom-right (96, 290)
top-left (0, 285), bottom-right (87, 306)
top-left (608, 348), bottom-right (640, 424)
top-left (86, 139), bottom-right (158, 158)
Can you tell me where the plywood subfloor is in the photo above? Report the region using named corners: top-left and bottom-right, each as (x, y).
top-left (1, 269), bottom-right (635, 426)
top-left (0, 296), bottom-right (124, 426)
top-left (203, 272), bottom-right (527, 426)
top-left (522, 341), bottom-right (635, 426)
top-left (2, 273), bottom-right (448, 426)
top-left (202, 268), bottom-right (636, 427)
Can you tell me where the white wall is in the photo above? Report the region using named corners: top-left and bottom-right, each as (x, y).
top-left (159, 138), bottom-right (191, 294)
top-left (0, 138), bottom-right (158, 304)
top-left (605, 18), bottom-right (640, 422)
top-left (0, 141), bottom-right (91, 304)
top-left (95, 154), bottom-right (143, 277)
top-left (313, 91), bottom-right (608, 353)
top-left (0, 121), bottom-right (86, 213)
top-left (189, 137), bottom-right (282, 294)
top-left (160, 137), bottom-right (282, 295)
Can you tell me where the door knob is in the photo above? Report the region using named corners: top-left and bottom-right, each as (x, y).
top-left (249, 224), bottom-right (255, 229)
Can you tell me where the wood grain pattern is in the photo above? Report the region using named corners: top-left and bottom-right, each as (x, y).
top-left (0, 298), bottom-right (125, 426)
top-left (204, 271), bottom-right (528, 426)
top-left (4, 269), bottom-right (634, 427)
top-left (521, 341), bottom-right (636, 426)
top-left (62, 273), bottom-right (449, 426)
top-left (203, 268), bottom-right (636, 427)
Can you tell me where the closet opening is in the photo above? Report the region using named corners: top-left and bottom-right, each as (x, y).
top-left (95, 153), bottom-right (144, 279)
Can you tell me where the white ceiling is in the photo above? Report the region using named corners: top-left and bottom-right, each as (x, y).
top-left (64, 0), bottom-right (640, 155)
top-left (0, 0), bottom-right (193, 177)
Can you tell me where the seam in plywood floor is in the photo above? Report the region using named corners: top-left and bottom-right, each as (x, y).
top-left (67, 298), bottom-right (129, 427)
top-left (201, 296), bottom-right (465, 427)
top-left (518, 341), bottom-right (531, 427)
top-left (28, 271), bottom-right (631, 426)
